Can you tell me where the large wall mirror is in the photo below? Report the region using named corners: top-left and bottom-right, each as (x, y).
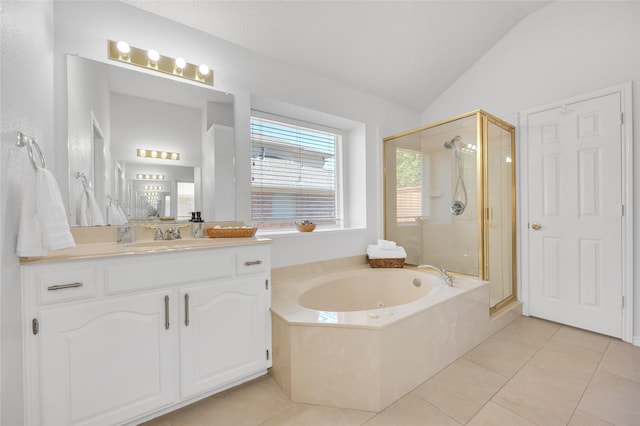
top-left (66, 55), bottom-right (235, 226)
top-left (384, 110), bottom-right (516, 312)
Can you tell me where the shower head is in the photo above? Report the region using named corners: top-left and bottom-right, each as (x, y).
top-left (443, 135), bottom-right (461, 149)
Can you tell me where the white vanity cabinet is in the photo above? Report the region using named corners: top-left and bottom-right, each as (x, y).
top-left (180, 276), bottom-right (268, 398)
top-left (21, 241), bottom-right (271, 426)
top-left (36, 291), bottom-right (180, 426)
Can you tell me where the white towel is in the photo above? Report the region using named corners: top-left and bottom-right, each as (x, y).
top-left (17, 167), bottom-right (75, 257)
top-left (107, 203), bottom-right (127, 225)
top-left (17, 167), bottom-right (44, 256)
top-left (367, 244), bottom-right (407, 259)
top-left (117, 204), bottom-right (128, 223)
top-left (78, 189), bottom-right (105, 226)
top-left (377, 239), bottom-right (397, 250)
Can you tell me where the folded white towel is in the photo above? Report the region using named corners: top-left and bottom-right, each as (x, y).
top-left (377, 239), bottom-right (397, 250)
top-left (78, 189), bottom-right (105, 226)
top-left (36, 168), bottom-right (76, 251)
top-left (367, 244), bottom-right (407, 259)
top-left (17, 167), bottom-right (75, 257)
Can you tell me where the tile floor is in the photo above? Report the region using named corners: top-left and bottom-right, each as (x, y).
top-left (143, 316), bottom-right (640, 426)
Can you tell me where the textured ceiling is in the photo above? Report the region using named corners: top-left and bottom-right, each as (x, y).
top-left (121, 1), bottom-right (549, 112)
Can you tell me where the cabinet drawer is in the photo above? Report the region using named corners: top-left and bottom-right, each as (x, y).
top-left (105, 250), bottom-right (234, 294)
top-left (36, 268), bottom-right (97, 305)
top-left (237, 250), bottom-right (267, 275)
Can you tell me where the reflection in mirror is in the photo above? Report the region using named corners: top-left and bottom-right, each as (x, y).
top-left (66, 55), bottom-right (235, 226)
top-left (384, 114), bottom-right (479, 276)
top-left (120, 161), bottom-right (197, 221)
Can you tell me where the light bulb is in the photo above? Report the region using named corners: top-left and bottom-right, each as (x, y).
top-left (170, 153), bottom-right (178, 160)
top-left (160, 152), bottom-right (168, 159)
top-left (116, 41), bottom-right (130, 54)
top-left (151, 151), bottom-right (158, 158)
top-left (147, 49), bottom-right (160, 62)
top-left (175, 57), bottom-right (186, 69)
top-left (198, 64), bottom-right (210, 76)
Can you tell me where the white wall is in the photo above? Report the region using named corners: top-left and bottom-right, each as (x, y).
top-left (52, 1), bottom-right (420, 269)
top-left (420, 1), bottom-right (640, 341)
top-left (1, 1), bottom-right (54, 423)
top-left (111, 94), bottom-right (201, 164)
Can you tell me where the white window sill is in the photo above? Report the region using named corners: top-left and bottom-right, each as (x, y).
top-left (256, 227), bottom-right (366, 239)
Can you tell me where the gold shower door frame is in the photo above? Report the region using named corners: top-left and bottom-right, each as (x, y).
top-left (383, 110), bottom-right (517, 313)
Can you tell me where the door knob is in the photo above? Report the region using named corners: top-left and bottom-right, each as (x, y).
top-left (531, 223), bottom-right (542, 230)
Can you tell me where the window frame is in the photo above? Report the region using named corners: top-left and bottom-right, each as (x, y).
top-left (250, 110), bottom-right (345, 232)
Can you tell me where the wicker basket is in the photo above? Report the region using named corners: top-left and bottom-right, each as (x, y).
top-left (205, 227), bottom-right (258, 238)
top-left (367, 256), bottom-right (405, 268)
top-left (296, 223), bottom-right (316, 232)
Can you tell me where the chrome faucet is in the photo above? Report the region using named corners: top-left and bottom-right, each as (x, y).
top-left (164, 228), bottom-right (175, 240)
top-left (154, 227), bottom-right (164, 240)
top-left (417, 264), bottom-right (454, 287)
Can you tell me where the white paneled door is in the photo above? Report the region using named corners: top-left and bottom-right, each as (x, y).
top-left (527, 92), bottom-right (623, 338)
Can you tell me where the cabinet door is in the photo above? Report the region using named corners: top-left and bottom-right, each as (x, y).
top-left (180, 277), bottom-right (268, 398)
top-left (37, 291), bottom-right (179, 426)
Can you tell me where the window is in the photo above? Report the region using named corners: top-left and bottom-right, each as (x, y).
top-left (176, 181), bottom-right (195, 219)
top-left (396, 148), bottom-right (424, 223)
top-left (251, 115), bottom-right (342, 230)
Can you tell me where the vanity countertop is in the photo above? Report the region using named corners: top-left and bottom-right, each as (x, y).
top-left (20, 237), bottom-right (272, 265)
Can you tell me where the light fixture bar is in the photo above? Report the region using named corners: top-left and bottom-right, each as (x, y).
top-left (136, 174), bottom-right (165, 180)
top-left (137, 148), bottom-right (180, 160)
top-left (108, 40), bottom-right (213, 85)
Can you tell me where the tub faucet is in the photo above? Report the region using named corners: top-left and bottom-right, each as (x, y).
top-left (417, 264), bottom-right (454, 287)
top-left (154, 227), bottom-right (164, 240)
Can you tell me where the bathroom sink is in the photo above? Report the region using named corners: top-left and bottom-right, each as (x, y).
top-left (123, 239), bottom-right (218, 249)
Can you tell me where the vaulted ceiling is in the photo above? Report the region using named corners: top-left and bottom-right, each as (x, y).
top-left (122, 1), bottom-right (550, 112)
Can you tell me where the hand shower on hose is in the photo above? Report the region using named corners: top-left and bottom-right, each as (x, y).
top-left (444, 135), bottom-right (467, 216)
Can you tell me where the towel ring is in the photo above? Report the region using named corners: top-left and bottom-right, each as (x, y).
top-left (74, 171), bottom-right (91, 191)
top-left (16, 132), bottom-right (46, 171)
top-left (28, 140), bottom-right (46, 171)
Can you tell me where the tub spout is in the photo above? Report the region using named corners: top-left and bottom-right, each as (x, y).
top-left (417, 264), bottom-right (454, 287)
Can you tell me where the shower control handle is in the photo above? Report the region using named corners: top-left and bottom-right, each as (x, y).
top-left (531, 223), bottom-right (542, 231)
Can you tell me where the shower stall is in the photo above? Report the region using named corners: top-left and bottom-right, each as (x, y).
top-left (383, 110), bottom-right (516, 312)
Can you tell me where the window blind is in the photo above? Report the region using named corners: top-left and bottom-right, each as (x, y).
top-left (250, 116), bottom-right (341, 229)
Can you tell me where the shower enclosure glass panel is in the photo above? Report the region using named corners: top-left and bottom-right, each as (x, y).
top-left (384, 110), bottom-right (516, 312)
top-left (486, 119), bottom-right (516, 309)
top-left (384, 114), bottom-right (479, 275)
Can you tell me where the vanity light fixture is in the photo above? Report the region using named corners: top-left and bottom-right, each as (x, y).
top-left (460, 143), bottom-right (477, 154)
top-left (108, 40), bottom-right (213, 85)
top-left (137, 148), bottom-right (180, 161)
top-left (136, 174), bottom-right (165, 180)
